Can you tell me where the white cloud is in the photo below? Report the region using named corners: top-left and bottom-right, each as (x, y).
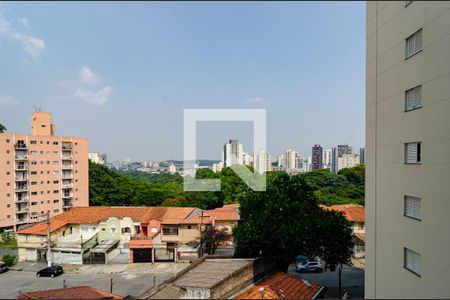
top-left (74, 86), bottom-right (112, 106)
top-left (17, 17), bottom-right (29, 29)
top-left (0, 95), bottom-right (18, 106)
top-left (79, 66), bottom-right (101, 84)
top-left (246, 97), bottom-right (264, 104)
top-left (0, 13), bottom-right (45, 61)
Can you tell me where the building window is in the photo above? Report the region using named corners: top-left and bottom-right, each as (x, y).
top-left (6, 139), bottom-right (10, 143)
top-left (6, 150), bottom-right (10, 154)
top-left (162, 227), bottom-right (179, 236)
top-left (151, 227), bottom-right (158, 233)
top-left (30, 140), bottom-right (37, 144)
top-left (53, 142), bottom-right (58, 145)
top-left (406, 29), bottom-right (422, 59)
top-left (405, 85), bottom-right (422, 111)
top-left (6, 172), bottom-right (10, 175)
top-left (405, 142), bottom-right (421, 164)
top-left (404, 196), bottom-right (421, 220)
top-left (111, 227), bottom-right (116, 234)
top-left (31, 192), bottom-right (37, 195)
top-left (54, 209), bottom-right (59, 213)
top-left (404, 248), bottom-right (421, 276)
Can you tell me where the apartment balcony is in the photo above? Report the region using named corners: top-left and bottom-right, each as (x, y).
top-left (62, 144), bottom-right (73, 150)
top-left (62, 164), bottom-right (73, 170)
top-left (14, 143), bottom-right (27, 150)
top-left (15, 176), bottom-right (28, 182)
top-left (15, 166), bottom-right (28, 171)
top-left (62, 194), bottom-right (73, 199)
top-left (130, 234), bottom-right (153, 249)
top-left (15, 197), bottom-right (29, 203)
top-left (16, 207), bottom-right (29, 214)
top-left (61, 156), bottom-right (73, 160)
top-left (62, 174), bottom-right (73, 179)
top-left (16, 218), bottom-right (30, 225)
top-left (15, 155), bottom-right (28, 161)
top-left (15, 186), bottom-right (29, 192)
top-left (62, 183), bottom-right (73, 189)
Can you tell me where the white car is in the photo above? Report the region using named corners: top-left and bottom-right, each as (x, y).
top-left (296, 260), bottom-right (323, 273)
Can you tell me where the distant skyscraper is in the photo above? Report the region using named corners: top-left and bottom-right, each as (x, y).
top-left (168, 164), bottom-right (176, 174)
top-left (331, 147), bottom-right (338, 173)
top-left (223, 139), bottom-right (243, 167)
top-left (323, 149), bottom-right (332, 170)
top-left (337, 153), bottom-right (360, 172)
top-left (88, 152), bottom-right (107, 165)
top-left (278, 154), bottom-right (284, 168)
top-left (283, 149), bottom-right (297, 171)
top-left (311, 145), bottom-right (323, 170)
top-left (359, 148), bottom-right (365, 164)
top-left (254, 150), bottom-right (272, 174)
top-left (242, 152), bottom-right (253, 166)
top-left (337, 145), bottom-right (352, 156)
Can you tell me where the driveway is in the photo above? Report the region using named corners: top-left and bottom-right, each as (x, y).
top-left (288, 261), bottom-right (365, 299)
top-left (0, 262), bottom-right (190, 299)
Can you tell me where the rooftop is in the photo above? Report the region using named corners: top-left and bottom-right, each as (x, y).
top-left (319, 204), bottom-right (365, 223)
top-left (17, 286), bottom-right (123, 299)
top-left (234, 271), bottom-right (325, 299)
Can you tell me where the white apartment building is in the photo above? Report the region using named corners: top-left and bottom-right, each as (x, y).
top-left (254, 150), bottom-right (272, 175)
top-left (282, 149), bottom-right (297, 172)
top-left (222, 140), bottom-right (243, 167)
top-left (167, 164), bottom-right (176, 174)
top-left (242, 152), bottom-right (253, 167)
top-left (323, 149), bottom-right (332, 170)
top-left (336, 153), bottom-right (360, 172)
top-left (212, 162), bottom-right (223, 173)
top-left (88, 152), bottom-right (107, 165)
top-left (366, 1), bottom-right (450, 298)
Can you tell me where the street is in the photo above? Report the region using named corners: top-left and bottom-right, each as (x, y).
top-left (0, 262), bottom-right (188, 299)
top-left (288, 261), bottom-right (365, 299)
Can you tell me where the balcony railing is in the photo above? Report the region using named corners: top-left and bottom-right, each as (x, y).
top-left (16, 207), bottom-right (29, 214)
top-left (15, 197), bottom-right (29, 203)
top-left (14, 143), bottom-right (27, 149)
top-left (15, 155), bottom-right (28, 160)
top-left (62, 144), bottom-right (73, 150)
top-left (15, 186), bottom-right (28, 192)
top-left (15, 166), bottom-right (28, 171)
top-left (62, 156), bottom-right (72, 160)
top-left (62, 184), bottom-right (73, 188)
top-left (131, 234), bottom-right (152, 241)
top-left (62, 175), bottom-right (73, 179)
top-left (15, 176), bottom-right (27, 181)
top-left (62, 194), bottom-right (73, 198)
top-left (62, 165), bottom-right (73, 170)
top-left (16, 218), bottom-right (30, 224)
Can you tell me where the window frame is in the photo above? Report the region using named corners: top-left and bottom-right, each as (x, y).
top-left (405, 85), bottom-right (423, 112)
top-left (404, 195), bottom-right (421, 221)
top-left (404, 247), bottom-right (421, 277)
top-left (405, 29), bottom-right (423, 59)
top-left (404, 142), bottom-right (422, 164)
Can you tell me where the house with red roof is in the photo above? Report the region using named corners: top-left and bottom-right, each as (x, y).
top-left (17, 286), bottom-right (123, 299)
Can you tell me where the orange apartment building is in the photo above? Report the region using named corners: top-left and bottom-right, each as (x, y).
top-left (0, 111), bottom-right (88, 231)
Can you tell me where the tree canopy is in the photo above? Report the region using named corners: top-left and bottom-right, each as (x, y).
top-left (0, 123), bottom-right (6, 133)
top-left (233, 172), bottom-right (354, 272)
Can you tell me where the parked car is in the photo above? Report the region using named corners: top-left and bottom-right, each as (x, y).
top-left (0, 262), bottom-right (8, 274)
top-left (296, 260), bottom-right (323, 273)
top-left (36, 265), bottom-right (64, 278)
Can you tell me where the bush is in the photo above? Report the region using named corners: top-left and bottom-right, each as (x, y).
top-left (1, 254), bottom-right (16, 266)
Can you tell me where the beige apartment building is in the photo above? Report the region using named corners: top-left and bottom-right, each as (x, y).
top-left (0, 112), bottom-right (88, 231)
top-left (366, 1), bottom-right (450, 298)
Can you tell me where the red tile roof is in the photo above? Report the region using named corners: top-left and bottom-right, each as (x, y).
top-left (182, 204), bottom-right (239, 224)
top-left (17, 286), bottom-right (123, 299)
top-left (160, 207), bottom-right (197, 224)
top-left (234, 272), bottom-right (325, 299)
top-left (319, 204), bottom-right (365, 223)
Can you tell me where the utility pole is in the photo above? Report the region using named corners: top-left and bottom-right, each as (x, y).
top-left (199, 211), bottom-right (204, 257)
top-left (46, 211), bottom-right (52, 267)
top-left (338, 263), bottom-right (342, 299)
top-left (110, 278), bottom-right (113, 293)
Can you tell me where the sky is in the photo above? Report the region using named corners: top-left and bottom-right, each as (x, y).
top-left (0, 1), bottom-right (366, 162)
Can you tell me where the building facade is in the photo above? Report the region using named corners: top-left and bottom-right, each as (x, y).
top-left (366, 1), bottom-right (450, 298)
top-left (0, 112), bottom-right (88, 231)
top-left (311, 144), bottom-right (323, 171)
top-left (337, 153), bottom-right (360, 172)
top-left (223, 140), bottom-right (243, 167)
top-left (254, 150), bottom-right (272, 175)
top-left (88, 153), bottom-right (107, 165)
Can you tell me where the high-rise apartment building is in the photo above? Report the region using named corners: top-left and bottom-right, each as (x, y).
top-left (0, 112), bottom-right (88, 231)
top-left (223, 139), bottom-right (243, 167)
top-left (359, 147), bottom-right (365, 164)
top-left (254, 150), bottom-right (272, 175)
top-left (311, 144), bottom-right (323, 170)
top-left (337, 153), bottom-right (360, 172)
top-left (337, 144), bottom-right (352, 156)
top-left (88, 152), bottom-right (107, 165)
top-left (283, 149), bottom-right (297, 171)
top-left (366, 2), bottom-right (450, 298)
top-left (323, 149), bottom-right (332, 170)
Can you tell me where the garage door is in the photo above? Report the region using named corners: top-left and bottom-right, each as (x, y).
top-left (26, 249), bottom-right (37, 261)
top-left (60, 251), bottom-right (82, 265)
top-left (133, 249), bottom-right (151, 263)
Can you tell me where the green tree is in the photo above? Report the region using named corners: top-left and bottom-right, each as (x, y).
top-left (0, 123), bottom-right (6, 133)
top-left (234, 172), bottom-right (353, 272)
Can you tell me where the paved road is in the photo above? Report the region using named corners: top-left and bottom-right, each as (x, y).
top-left (0, 267), bottom-right (178, 299)
top-left (288, 264), bottom-right (365, 299)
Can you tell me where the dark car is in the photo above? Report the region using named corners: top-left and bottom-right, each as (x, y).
top-left (0, 262), bottom-right (8, 274)
top-left (36, 265), bottom-right (64, 278)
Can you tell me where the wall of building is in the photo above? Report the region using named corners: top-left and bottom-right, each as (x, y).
top-left (366, 1), bottom-right (450, 298)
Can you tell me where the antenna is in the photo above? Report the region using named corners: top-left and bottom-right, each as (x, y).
top-left (40, 96), bottom-right (43, 112)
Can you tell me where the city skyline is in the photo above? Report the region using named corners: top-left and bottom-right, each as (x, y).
top-left (0, 2), bottom-right (365, 161)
